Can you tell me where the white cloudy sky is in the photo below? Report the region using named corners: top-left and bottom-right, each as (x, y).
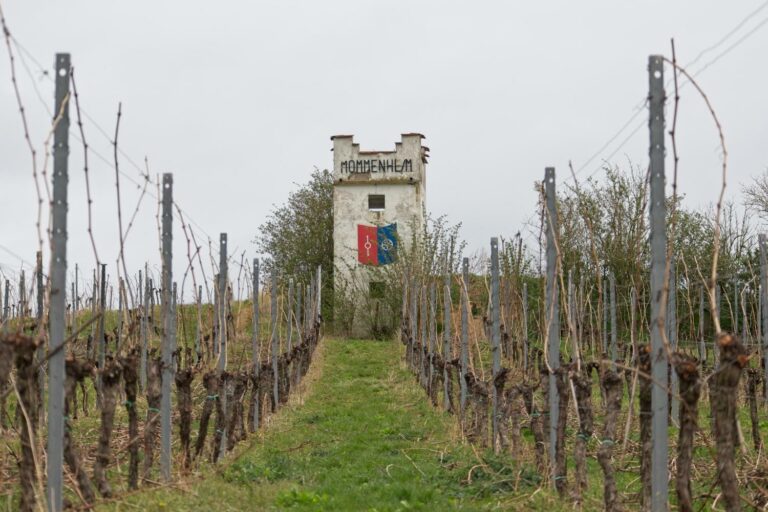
top-left (1, 1), bottom-right (767, 301)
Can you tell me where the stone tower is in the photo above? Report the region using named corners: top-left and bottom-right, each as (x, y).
top-left (332, 133), bottom-right (428, 322)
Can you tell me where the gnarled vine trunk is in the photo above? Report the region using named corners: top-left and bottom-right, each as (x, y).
top-left (121, 348), bottom-right (140, 489)
top-left (194, 371), bottom-right (219, 460)
top-left (94, 356), bottom-right (122, 497)
top-left (142, 355), bottom-right (162, 483)
top-left (64, 357), bottom-right (95, 504)
top-left (638, 345), bottom-right (652, 509)
top-left (572, 367), bottom-right (594, 502)
top-left (598, 369), bottom-right (622, 512)
top-left (553, 367), bottom-right (570, 498)
top-left (175, 366), bottom-right (194, 469)
top-left (711, 333), bottom-right (748, 512)
top-left (7, 333), bottom-right (40, 512)
top-left (673, 353), bottom-right (700, 512)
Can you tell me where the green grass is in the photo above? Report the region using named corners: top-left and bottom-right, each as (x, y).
top-left (97, 339), bottom-right (556, 511)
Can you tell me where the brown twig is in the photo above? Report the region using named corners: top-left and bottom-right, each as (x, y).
top-left (0, 6), bottom-right (42, 254)
top-left (112, 102), bottom-right (137, 311)
top-left (662, 55), bottom-right (728, 333)
top-left (70, 68), bottom-right (100, 267)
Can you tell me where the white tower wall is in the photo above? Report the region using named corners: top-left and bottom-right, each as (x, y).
top-left (331, 133), bottom-right (428, 327)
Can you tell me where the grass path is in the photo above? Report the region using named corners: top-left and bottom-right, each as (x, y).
top-left (100, 339), bottom-right (543, 511)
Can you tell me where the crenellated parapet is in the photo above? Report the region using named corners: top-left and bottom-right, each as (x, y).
top-left (332, 134), bottom-right (429, 184)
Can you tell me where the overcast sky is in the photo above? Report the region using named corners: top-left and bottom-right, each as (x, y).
top-left (1, 1), bottom-right (767, 301)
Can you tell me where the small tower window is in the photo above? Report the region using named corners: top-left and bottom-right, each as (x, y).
top-left (369, 281), bottom-right (385, 299)
top-left (368, 194), bottom-right (385, 211)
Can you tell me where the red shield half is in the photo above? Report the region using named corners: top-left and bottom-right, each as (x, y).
top-left (357, 224), bottom-right (378, 265)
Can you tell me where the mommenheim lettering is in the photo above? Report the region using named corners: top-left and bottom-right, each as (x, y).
top-left (340, 158), bottom-right (414, 174)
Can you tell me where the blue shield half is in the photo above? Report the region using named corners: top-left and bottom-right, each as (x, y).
top-left (376, 223), bottom-right (398, 265)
